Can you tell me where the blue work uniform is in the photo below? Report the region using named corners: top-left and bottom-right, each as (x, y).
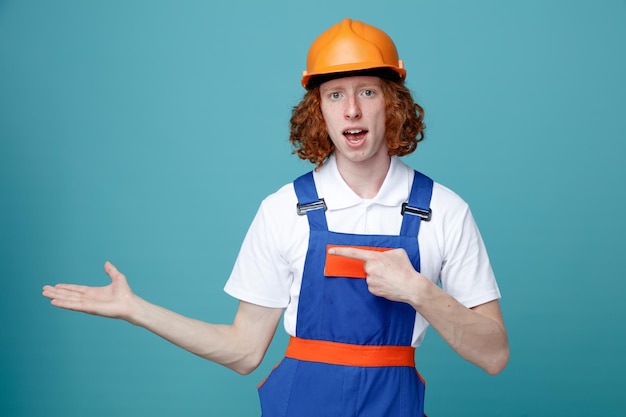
top-left (258, 170), bottom-right (433, 417)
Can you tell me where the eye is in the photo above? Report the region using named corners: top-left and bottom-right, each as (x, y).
top-left (330, 92), bottom-right (341, 100)
top-left (362, 89), bottom-right (375, 97)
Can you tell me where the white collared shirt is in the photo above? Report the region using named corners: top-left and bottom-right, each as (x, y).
top-left (225, 155), bottom-right (500, 347)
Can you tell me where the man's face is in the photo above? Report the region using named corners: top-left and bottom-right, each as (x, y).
top-left (319, 75), bottom-right (387, 169)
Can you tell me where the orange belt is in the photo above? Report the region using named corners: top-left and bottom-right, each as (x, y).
top-left (285, 336), bottom-right (416, 368)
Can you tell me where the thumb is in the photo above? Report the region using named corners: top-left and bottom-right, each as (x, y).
top-left (104, 261), bottom-right (125, 281)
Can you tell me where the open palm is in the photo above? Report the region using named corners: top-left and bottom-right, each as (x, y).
top-left (42, 261), bottom-right (134, 320)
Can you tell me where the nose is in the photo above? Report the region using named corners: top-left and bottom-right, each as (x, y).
top-left (344, 95), bottom-right (362, 120)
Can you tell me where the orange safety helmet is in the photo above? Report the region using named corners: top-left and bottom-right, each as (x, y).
top-left (301, 18), bottom-right (406, 89)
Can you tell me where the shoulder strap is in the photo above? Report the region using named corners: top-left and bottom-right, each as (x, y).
top-left (293, 171), bottom-right (328, 231)
top-left (400, 170), bottom-right (433, 237)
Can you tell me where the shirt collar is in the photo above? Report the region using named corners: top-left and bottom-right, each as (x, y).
top-left (313, 154), bottom-right (413, 210)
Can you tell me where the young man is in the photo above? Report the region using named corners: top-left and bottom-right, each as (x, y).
top-left (43, 18), bottom-right (508, 416)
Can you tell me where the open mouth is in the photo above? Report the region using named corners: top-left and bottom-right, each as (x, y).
top-left (343, 129), bottom-right (368, 143)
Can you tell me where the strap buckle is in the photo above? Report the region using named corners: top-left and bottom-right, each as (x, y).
top-left (297, 198), bottom-right (327, 215)
top-left (401, 203), bottom-right (432, 221)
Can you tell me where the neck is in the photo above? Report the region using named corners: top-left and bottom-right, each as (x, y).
top-left (335, 155), bottom-right (391, 199)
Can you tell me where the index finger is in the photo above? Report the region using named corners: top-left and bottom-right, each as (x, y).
top-left (327, 245), bottom-right (390, 261)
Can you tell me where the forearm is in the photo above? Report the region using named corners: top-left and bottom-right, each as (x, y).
top-left (409, 277), bottom-right (509, 375)
top-left (328, 247), bottom-right (509, 373)
top-left (126, 296), bottom-right (280, 374)
top-left (42, 262), bottom-right (282, 375)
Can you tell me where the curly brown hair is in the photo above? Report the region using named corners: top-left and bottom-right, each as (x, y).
top-left (289, 77), bottom-right (425, 168)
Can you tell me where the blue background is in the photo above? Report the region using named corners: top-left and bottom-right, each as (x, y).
top-left (1, 0), bottom-right (625, 416)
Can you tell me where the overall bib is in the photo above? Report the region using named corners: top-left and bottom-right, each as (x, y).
top-left (258, 170), bottom-right (433, 417)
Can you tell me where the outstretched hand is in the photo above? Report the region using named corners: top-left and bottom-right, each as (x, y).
top-left (328, 247), bottom-right (424, 304)
top-left (42, 261), bottom-right (135, 320)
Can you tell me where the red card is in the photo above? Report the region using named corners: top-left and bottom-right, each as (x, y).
top-left (324, 245), bottom-right (392, 278)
